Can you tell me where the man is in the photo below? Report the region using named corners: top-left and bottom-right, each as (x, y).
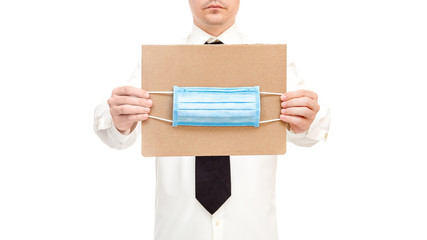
top-left (94, 0), bottom-right (331, 239)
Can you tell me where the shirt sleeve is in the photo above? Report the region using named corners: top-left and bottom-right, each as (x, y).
top-left (285, 56), bottom-right (331, 147)
top-left (93, 63), bottom-right (142, 149)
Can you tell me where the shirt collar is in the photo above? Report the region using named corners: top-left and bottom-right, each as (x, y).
top-left (186, 23), bottom-right (242, 45)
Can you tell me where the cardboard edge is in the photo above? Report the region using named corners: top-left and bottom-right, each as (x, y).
top-left (141, 45), bottom-right (145, 157)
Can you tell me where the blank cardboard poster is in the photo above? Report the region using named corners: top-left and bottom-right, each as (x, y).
top-left (141, 44), bottom-right (287, 157)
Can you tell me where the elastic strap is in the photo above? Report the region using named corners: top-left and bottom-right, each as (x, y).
top-left (148, 115), bottom-right (173, 123)
top-left (260, 92), bottom-right (283, 96)
top-left (148, 116), bottom-right (281, 124)
top-left (259, 119), bottom-right (281, 123)
top-left (147, 91), bottom-right (282, 95)
top-left (259, 92), bottom-right (282, 122)
top-left (147, 91), bottom-right (283, 124)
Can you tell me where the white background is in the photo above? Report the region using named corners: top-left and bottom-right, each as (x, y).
top-left (1, 0), bottom-right (426, 239)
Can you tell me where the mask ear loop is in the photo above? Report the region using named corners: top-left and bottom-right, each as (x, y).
top-left (145, 91), bottom-right (285, 124)
top-left (145, 91), bottom-right (174, 122)
top-left (259, 92), bottom-right (283, 123)
top-left (260, 92), bottom-right (282, 96)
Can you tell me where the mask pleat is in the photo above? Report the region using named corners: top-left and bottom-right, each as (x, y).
top-left (173, 86), bottom-right (261, 127)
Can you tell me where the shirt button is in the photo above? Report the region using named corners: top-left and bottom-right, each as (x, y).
top-left (216, 221), bottom-right (220, 226)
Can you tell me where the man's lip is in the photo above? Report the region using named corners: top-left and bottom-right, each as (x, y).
top-left (206, 4), bottom-right (224, 9)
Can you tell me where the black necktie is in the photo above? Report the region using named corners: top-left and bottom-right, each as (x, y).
top-left (195, 40), bottom-right (231, 215)
top-left (204, 39), bottom-right (223, 44)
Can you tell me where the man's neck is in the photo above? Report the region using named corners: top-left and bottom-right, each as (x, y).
top-left (194, 20), bottom-right (235, 37)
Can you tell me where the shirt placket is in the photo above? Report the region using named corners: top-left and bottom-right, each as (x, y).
top-left (211, 208), bottom-right (224, 240)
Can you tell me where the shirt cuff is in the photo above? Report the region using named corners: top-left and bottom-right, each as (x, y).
top-left (95, 108), bottom-right (134, 143)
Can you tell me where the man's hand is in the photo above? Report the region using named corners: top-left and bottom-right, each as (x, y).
top-left (108, 86), bottom-right (152, 134)
top-left (280, 90), bottom-right (320, 134)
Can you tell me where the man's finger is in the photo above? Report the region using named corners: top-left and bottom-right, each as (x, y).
top-left (112, 105), bottom-right (151, 115)
top-left (281, 107), bottom-right (314, 119)
top-left (111, 96), bottom-right (153, 107)
top-left (281, 97), bottom-right (318, 111)
top-left (279, 115), bottom-right (310, 133)
top-left (113, 86), bottom-right (149, 98)
top-left (281, 90), bottom-right (318, 101)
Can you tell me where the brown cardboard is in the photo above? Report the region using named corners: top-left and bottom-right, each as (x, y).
top-left (141, 44), bottom-right (287, 157)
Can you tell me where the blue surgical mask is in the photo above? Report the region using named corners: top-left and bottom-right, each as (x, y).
top-left (147, 86), bottom-right (282, 127)
top-left (173, 86), bottom-right (260, 127)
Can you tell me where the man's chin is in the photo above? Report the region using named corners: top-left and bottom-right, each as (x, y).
top-left (203, 15), bottom-right (228, 25)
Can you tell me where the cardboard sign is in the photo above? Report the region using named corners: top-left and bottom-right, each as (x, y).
top-left (141, 44), bottom-right (287, 157)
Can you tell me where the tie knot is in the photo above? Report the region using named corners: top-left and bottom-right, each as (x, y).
top-left (204, 39), bottom-right (223, 45)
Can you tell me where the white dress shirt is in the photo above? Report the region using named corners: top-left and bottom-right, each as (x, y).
top-left (93, 24), bottom-right (330, 240)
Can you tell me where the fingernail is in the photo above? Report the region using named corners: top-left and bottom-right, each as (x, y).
top-left (281, 94), bottom-right (286, 101)
top-left (145, 93), bottom-right (150, 98)
top-left (147, 99), bottom-right (153, 106)
top-left (281, 102), bottom-right (286, 108)
top-left (281, 109), bottom-right (286, 114)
